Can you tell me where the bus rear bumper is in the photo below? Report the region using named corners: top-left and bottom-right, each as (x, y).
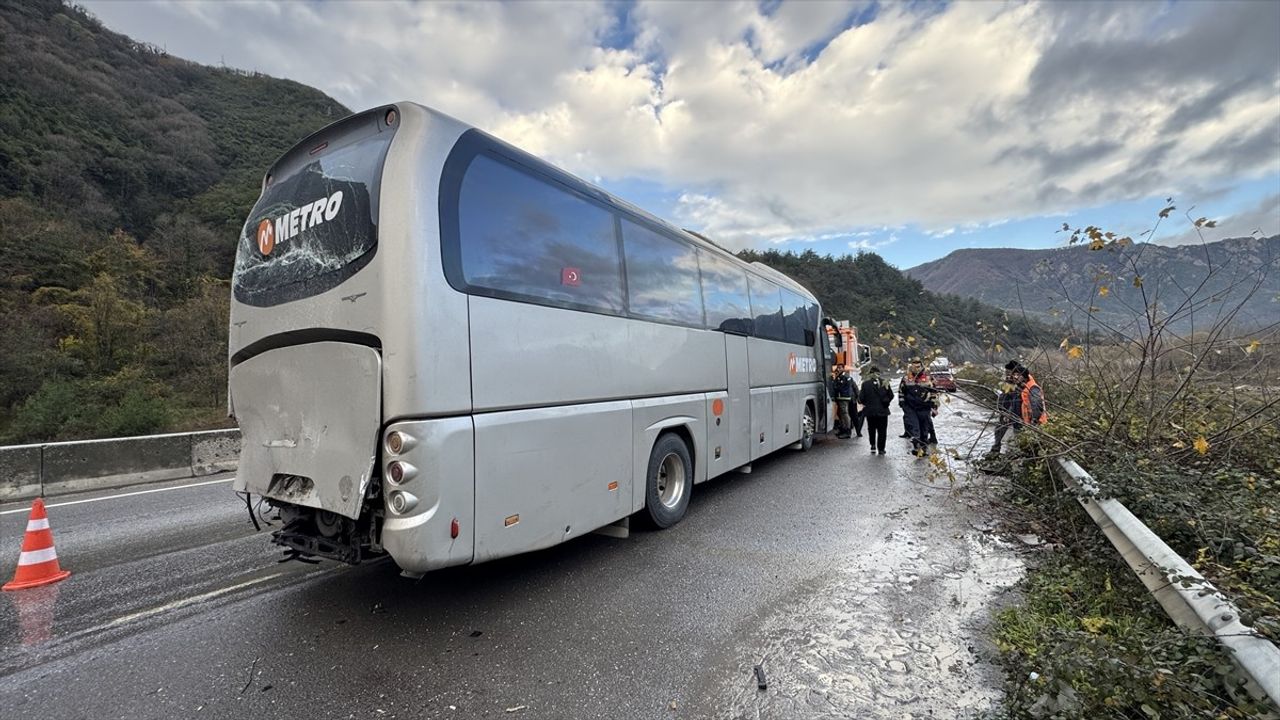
top-left (379, 416), bottom-right (475, 574)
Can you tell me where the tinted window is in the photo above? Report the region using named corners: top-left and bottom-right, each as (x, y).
top-left (782, 290), bottom-right (810, 345)
top-left (234, 127), bottom-right (393, 307)
top-left (700, 251), bottom-right (752, 334)
top-left (622, 221), bottom-right (704, 325)
top-left (806, 300), bottom-right (821, 336)
top-left (458, 154), bottom-right (622, 312)
top-left (748, 275), bottom-right (785, 342)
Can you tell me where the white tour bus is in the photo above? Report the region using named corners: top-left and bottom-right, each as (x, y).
top-left (228, 102), bottom-right (852, 576)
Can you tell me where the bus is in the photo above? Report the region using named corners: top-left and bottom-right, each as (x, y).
top-left (228, 102), bottom-right (847, 576)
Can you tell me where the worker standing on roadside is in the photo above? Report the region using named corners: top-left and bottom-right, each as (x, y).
top-left (832, 366), bottom-right (854, 439)
top-left (1018, 365), bottom-right (1047, 427)
top-left (989, 360), bottom-right (1023, 454)
top-left (898, 358), bottom-right (938, 456)
top-left (858, 366), bottom-right (894, 454)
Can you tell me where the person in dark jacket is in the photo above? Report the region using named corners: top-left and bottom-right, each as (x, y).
top-left (858, 366), bottom-right (894, 454)
top-left (898, 358), bottom-right (937, 456)
top-left (989, 361), bottom-right (1023, 454)
top-left (831, 367), bottom-right (854, 438)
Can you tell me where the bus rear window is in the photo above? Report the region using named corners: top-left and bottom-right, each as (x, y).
top-left (233, 127), bottom-right (393, 307)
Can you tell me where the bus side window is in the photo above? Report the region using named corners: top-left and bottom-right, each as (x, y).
top-left (747, 275), bottom-right (785, 342)
top-left (782, 290), bottom-right (809, 345)
top-left (621, 220), bottom-right (704, 326)
top-left (457, 154), bottom-right (623, 313)
top-left (700, 250), bottom-right (752, 334)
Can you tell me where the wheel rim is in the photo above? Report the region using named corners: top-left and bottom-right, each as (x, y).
top-left (802, 409), bottom-right (815, 443)
top-left (657, 452), bottom-right (687, 509)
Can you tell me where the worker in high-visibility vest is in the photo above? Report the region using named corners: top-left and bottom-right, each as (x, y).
top-left (1017, 366), bottom-right (1048, 425)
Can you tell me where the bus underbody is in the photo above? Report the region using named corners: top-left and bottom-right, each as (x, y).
top-left (269, 495), bottom-right (384, 565)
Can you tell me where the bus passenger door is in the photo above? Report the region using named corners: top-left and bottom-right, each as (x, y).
top-left (722, 334), bottom-right (751, 469)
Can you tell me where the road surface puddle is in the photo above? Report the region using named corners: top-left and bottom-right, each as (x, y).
top-left (714, 527), bottom-right (1023, 719)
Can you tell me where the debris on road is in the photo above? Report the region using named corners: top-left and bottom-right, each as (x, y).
top-left (754, 664), bottom-right (768, 690)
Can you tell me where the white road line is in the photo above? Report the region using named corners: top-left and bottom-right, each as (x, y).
top-left (103, 572), bottom-right (284, 629)
top-left (0, 478), bottom-right (235, 515)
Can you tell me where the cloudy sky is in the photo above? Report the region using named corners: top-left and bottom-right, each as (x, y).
top-left (84, 0), bottom-right (1279, 268)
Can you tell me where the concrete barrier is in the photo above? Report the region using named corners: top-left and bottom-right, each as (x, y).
top-left (0, 429), bottom-right (242, 502)
top-left (192, 429), bottom-right (241, 476)
top-left (0, 443), bottom-right (42, 500)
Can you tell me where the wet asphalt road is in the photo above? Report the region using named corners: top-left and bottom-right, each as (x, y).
top-left (0, 395), bottom-right (1023, 719)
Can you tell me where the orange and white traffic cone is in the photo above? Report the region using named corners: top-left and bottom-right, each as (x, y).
top-left (3, 498), bottom-right (71, 591)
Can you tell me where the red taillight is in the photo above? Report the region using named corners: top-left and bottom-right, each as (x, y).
top-left (385, 108), bottom-right (397, 126)
top-left (450, 518), bottom-right (460, 539)
top-left (388, 461), bottom-right (404, 483)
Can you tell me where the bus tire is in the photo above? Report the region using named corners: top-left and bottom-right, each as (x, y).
top-left (800, 404), bottom-right (815, 451)
top-left (644, 433), bottom-right (692, 529)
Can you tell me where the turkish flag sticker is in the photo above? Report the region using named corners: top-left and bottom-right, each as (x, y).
top-left (561, 267), bottom-right (581, 287)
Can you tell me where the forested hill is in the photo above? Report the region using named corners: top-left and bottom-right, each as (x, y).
top-left (0, 0), bottom-right (347, 442)
top-left (740, 249), bottom-right (1049, 355)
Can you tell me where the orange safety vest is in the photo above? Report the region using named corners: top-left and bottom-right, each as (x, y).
top-left (1020, 376), bottom-right (1048, 425)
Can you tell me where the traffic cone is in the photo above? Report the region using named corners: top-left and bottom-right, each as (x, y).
top-left (3, 498), bottom-right (71, 591)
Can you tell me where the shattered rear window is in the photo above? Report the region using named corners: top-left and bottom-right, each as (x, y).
top-left (233, 131), bottom-right (393, 307)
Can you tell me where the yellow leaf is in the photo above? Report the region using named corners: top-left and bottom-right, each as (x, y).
top-left (1244, 340), bottom-right (1260, 355)
top-left (1159, 204), bottom-right (1175, 218)
top-left (1193, 436), bottom-right (1209, 455)
top-left (1133, 276), bottom-right (1143, 288)
top-left (929, 317), bottom-right (937, 328)
top-left (1081, 617), bottom-right (1108, 634)
top-left (1059, 337), bottom-right (1071, 349)
top-left (1089, 238), bottom-right (1105, 251)
top-left (1098, 286), bottom-right (1109, 297)
top-left (994, 343), bottom-right (1004, 352)
top-left (1067, 346), bottom-right (1084, 360)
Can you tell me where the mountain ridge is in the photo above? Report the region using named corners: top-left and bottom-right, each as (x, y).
top-left (905, 235), bottom-right (1280, 332)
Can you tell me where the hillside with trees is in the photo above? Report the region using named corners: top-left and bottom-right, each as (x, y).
top-left (0, 0), bottom-right (348, 441)
top-left (741, 248), bottom-right (1051, 362)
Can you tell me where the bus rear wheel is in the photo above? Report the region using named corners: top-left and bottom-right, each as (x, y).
top-left (644, 433), bottom-right (692, 529)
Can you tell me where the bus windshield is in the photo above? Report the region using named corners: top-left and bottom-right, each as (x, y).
top-left (233, 128), bottom-right (393, 307)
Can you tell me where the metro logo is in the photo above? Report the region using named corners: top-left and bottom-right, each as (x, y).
top-left (256, 220), bottom-right (275, 256)
top-left (257, 190), bottom-right (345, 256)
top-left (788, 353), bottom-right (817, 375)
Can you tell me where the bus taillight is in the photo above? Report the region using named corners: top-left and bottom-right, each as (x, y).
top-left (385, 430), bottom-right (414, 455)
top-left (389, 490), bottom-right (417, 514)
top-left (387, 460), bottom-right (416, 484)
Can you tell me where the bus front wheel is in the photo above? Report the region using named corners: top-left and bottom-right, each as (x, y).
top-left (644, 433), bottom-right (692, 529)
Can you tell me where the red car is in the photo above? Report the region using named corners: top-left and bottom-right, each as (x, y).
top-left (931, 370), bottom-right (956, 392)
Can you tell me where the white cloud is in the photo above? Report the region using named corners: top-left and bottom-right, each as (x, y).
top-left (1158, 193), bottom-right (1280, 246)
top-left (849, 232), bottom-right (899, 251)
top-left (82, 0), bottom-right (1280, 250)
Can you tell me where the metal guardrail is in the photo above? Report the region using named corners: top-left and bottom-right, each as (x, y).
top-left (1050, 457), bottom-right (1280, 708)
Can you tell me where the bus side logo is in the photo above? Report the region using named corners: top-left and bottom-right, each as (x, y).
top-left (257, 220), bottom-right (275, 256)
top-left (788, 353), bottom-right (815, 375)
